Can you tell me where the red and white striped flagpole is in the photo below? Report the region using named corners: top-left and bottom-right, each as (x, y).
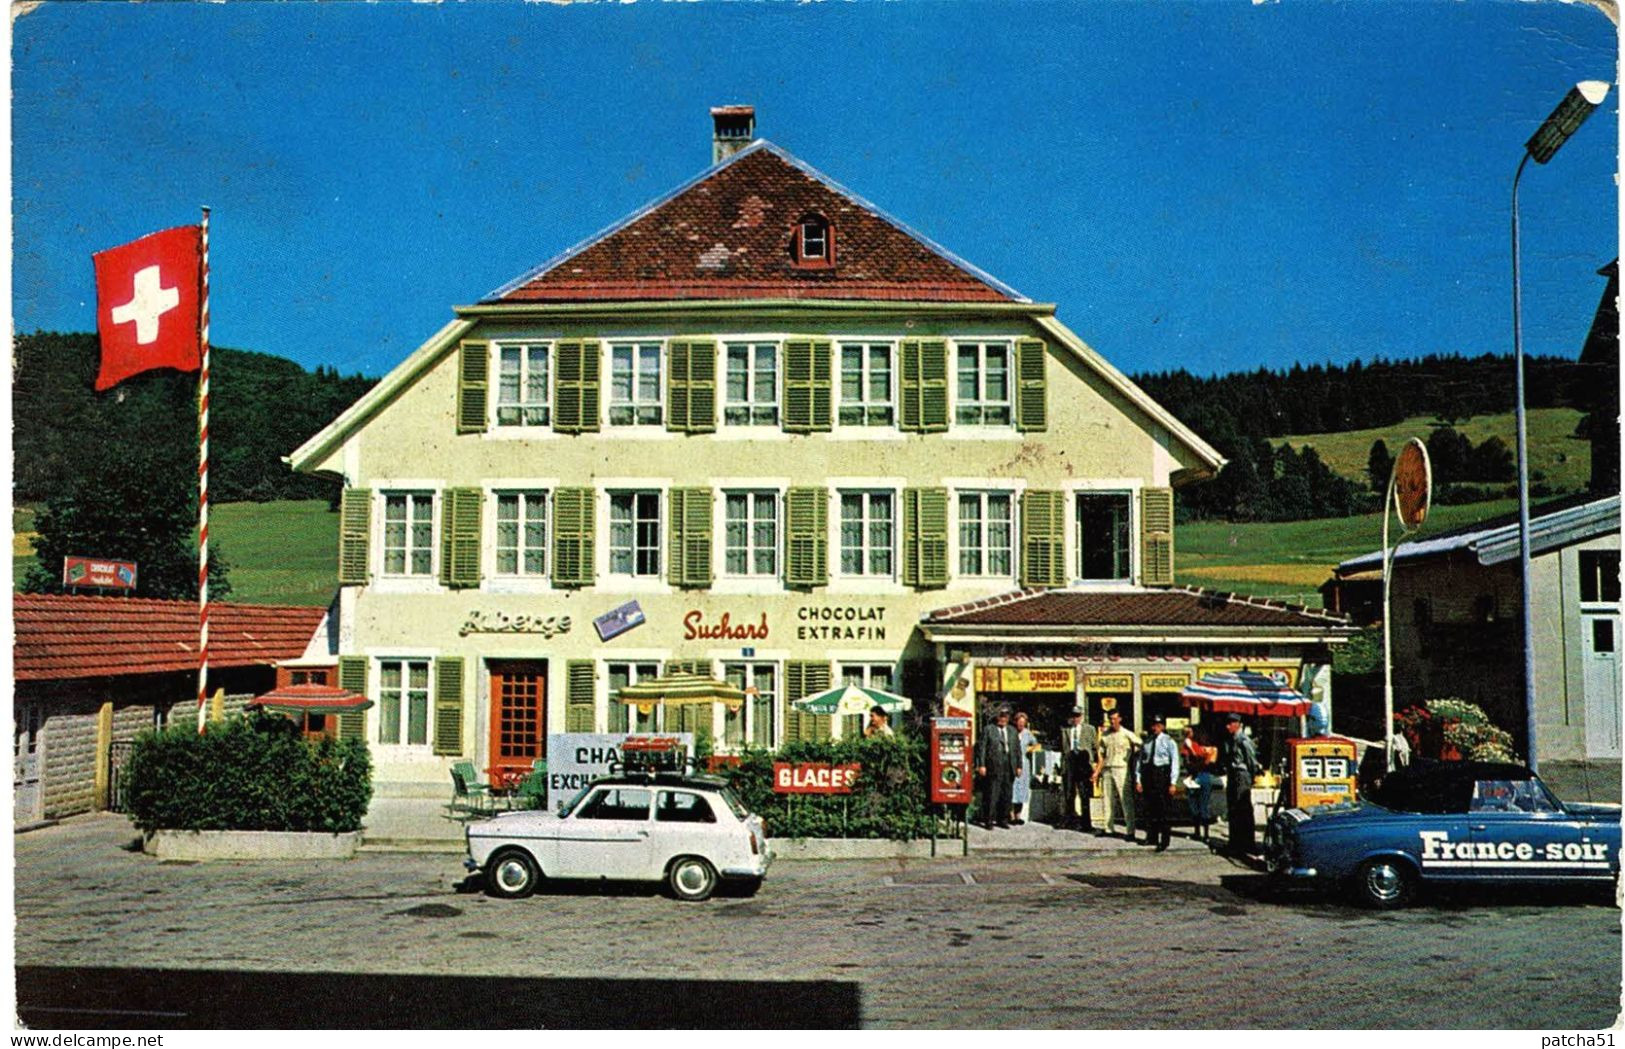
top-left (196, 207), bottom-right (212, 733)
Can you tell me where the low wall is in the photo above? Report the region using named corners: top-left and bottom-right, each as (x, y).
top-left (144, 829), bottom-right (361, 861)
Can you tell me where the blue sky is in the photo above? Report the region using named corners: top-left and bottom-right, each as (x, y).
top-left (12, 1), bottom-right (1618, 379)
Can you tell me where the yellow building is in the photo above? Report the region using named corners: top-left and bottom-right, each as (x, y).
top-left (290, 108), bottom-right (1352, 788)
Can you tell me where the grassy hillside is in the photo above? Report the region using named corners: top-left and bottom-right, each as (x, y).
top-left (14, 499), bottom-right (338, 606)
top-left (1276, 408), bottom-right (1589, 493)
top-left (1178, 499), bottom-right (1520, 605)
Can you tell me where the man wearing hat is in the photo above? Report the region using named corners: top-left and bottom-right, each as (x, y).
top-left (974, 706), bottom-right (1021, 829)
top-left (1057, 706), bottom-right (1096, 832)
top-left (1135, 715), bottom-right (1180, 851)
top-left (1219, 713), bottom-right (1262, 855)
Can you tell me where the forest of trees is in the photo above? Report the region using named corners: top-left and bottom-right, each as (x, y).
top-left (1133, 353), bottom-right (1593, 522)
top-left (13, 332), bottom-right (376, 505)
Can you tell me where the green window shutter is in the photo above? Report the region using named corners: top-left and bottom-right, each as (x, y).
top-left (899, 339), bottom-right (921, 432)
top-left (438, 488), bottom-right (482, 589)
top-left (1020, 490), bottom-right (1067, 589)
top-left (553, 340), bottom-right (601, 434)
top-left (919, 340), bottom-right (948, 432)
top-left (666, 341), bottom-right (691, 434)
top-left (1015, 338), bottom-right (1048, 432)
top-left (455, 340), bottom-right (489, 435)
top-left (664, 341), bottom-right (717, 434)
top-left (668, 488), bottom-right (713, 588)
top-left (686, 340), bottom-right (717, 433)
top-left (566, 660), bottom-right (596, 734)
top-left (783, 339), bottom-right (832, 433)
top-left (433, 657), bottom-right (464, 756)
top-left (785, 660), bottom-right (832, 742)
top-left (1140, 486), bottom-right (1176, 587)
top-left (552, 487), bottom-right (596, 587)
top-left (902, 487), bottom-right (950, 589)
top-left (338, 488), bottom-right (372, 586)
top-left (784, 486), bottom-right (828, 590)
top-left (337, 656), bottom-right (368, 741)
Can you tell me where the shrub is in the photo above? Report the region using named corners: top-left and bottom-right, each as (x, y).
top-left (124, 711), bottom-right (372, 833)
top-left (717, 734), bottom-right (933, 841)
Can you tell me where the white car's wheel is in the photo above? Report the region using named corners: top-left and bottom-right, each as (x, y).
top-left (486, 848), bottom-right (540, 899)
top-left (667, 856), bottom-right (718, 902)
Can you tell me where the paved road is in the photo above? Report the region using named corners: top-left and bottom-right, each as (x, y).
top-left (15, 815), bottom-right (1622, 1029)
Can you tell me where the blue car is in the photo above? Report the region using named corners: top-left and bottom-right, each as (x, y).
top-left (1266, 760), bottom-right (1621, 909)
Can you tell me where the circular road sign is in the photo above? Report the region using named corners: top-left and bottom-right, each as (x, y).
top-left (1393, 437), bottom-right (1431, 532)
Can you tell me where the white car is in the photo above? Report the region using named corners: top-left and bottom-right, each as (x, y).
top-left (464, 773), bottom-right (771, 901)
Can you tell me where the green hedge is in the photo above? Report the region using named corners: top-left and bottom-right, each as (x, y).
top-left (124, 711), bottom-right (373, 833)
top-left (717, 734), bottom-right (934, 841)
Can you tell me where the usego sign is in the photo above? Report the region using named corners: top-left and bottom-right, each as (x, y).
top-left (772, 762), bottom-right (861, 794)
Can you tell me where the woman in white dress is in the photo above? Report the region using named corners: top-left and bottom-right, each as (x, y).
top-left (1011, 711), bottom-right (1036, 825)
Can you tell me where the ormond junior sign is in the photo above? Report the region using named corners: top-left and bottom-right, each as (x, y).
top-left (773, 762), bottom-right (861, 794)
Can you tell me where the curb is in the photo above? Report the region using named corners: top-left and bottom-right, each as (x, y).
top-left (145, 829), bottom-right (363, 861)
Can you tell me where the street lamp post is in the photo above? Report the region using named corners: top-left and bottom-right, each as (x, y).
top-left (1510, 80), bottom-right (1609, 772)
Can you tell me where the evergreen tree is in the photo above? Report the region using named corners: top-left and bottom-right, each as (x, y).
top-left (21, 392), bottom-right (232, 600)
top-left (1367, 439), bottom-right (1394, 492)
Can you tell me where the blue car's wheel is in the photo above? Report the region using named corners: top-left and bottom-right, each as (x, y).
top-left (1354, 857), bottom-right (1415, 909)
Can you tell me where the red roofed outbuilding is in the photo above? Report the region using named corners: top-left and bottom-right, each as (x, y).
top-left (13, 594), bottom-right (327, 823)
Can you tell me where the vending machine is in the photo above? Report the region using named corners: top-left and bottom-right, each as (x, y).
top-left (1284, 737), bottom-right (1358, 809)
top-left (930, 717), bottom-right (974, 805)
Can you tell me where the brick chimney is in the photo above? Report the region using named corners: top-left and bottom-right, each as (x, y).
top-left (711, 105), bottom-right (755, 165)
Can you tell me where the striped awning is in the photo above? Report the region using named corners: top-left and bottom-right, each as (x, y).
top-left (249, 684), bottom-right (373, 716)
top-left (1180, 671), bottom-right (1310, 718)
top-left (617, 672), bottom-right (749, 707)
top-left (793, 683), bottom-right (913, 716)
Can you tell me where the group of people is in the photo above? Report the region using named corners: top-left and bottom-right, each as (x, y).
top-left (973, 703), bottom-right (1264, 855)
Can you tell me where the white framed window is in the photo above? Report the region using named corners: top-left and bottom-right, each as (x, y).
top-left (382, 492), bottom-right (435, 576)
top-left (724, 491), bottom-right (778, 577)
top-left (955, 341), bottom-right (1012, 426)
top-left (1579, 550), bottom-right (1621, 605)
top-left (609, 342), bottom-right (663, 426)
top-left (839, 342), bottom-right (894, 426)
top-left (725, 342), bottom-right (779, 426)
top-left (494, 491), bottom-right (547, 576)
top-left (495, 343), bottom-right (550, 427)
top-left (722, 662), bottom-right (778, 750)
top-left (800, 219), bottom-right (828, 260)
top-left (838, 662), bottom-right (895, 738)
top-left (1076, 491), bottom-right (1132, 581)
top-left (377, 658), bottom-right (430, 746)
top-left (610, 491), bottom-right (662, 577)
top-left (608, 661), bottom-right (662, 734)
top-left (839, 490), bottom-right (895, 577)
top-left (959, 491), bottom-right (1015, 577)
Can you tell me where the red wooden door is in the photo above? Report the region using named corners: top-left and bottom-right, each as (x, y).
top-left (489, 662), bottom-right (547, 775)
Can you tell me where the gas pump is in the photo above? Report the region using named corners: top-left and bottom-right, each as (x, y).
top-left (930, 717), bottom-right (973, 805)
top-left (1283, 736), bottom-right (1358, 809)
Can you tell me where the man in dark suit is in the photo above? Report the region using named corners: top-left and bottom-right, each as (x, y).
top-left (1135, 714), bottom-right (1180, 851)
top-left (1058, 705), bottom-right (1096, 831)
top-left (975, 706), bottom-right (1020, 829)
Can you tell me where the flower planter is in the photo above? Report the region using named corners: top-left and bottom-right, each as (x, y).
top-left (143, 829), bottom-right (362, 861)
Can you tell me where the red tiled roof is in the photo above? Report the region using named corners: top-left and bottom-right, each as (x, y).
top-left (923, 587), bottom-right (1353, 630)
top-left (488, 143), bottom-right (1021, 305)
top-left (14, 594), bottom-right (325, 682)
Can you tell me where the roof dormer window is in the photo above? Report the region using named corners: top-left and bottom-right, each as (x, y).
top-left (793, 213), bottom-right (834, 270)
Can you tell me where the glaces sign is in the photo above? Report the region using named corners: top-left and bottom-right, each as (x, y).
top-left (772, 762), bottom-right (861, 794)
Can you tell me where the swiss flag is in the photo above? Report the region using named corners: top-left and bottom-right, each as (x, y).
top-left (92, 225), bottom-right (203, 392)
